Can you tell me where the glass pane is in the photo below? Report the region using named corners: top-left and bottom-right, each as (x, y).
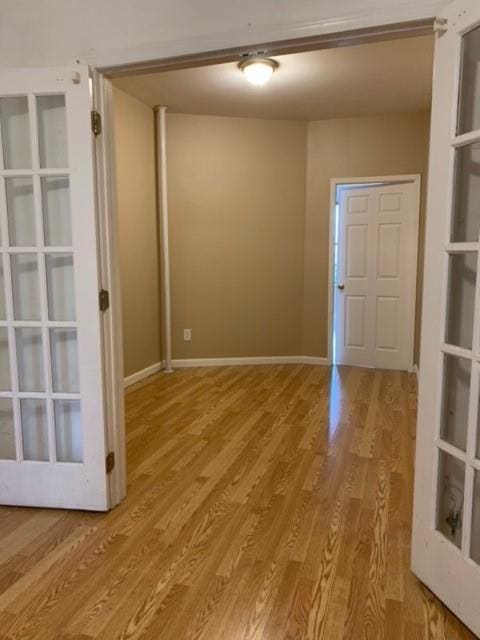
top-left (0, 259), bottom-right (5, 320)
top-left (5, 177), bottom-right (36, 246)
top-left (458, 25), bottom-right (480, 135)
top-left (0, 96), bottom-right (32, 169)
top-left (445, 252), bottom-right (477, 349)
top-left (451, 142), bottom-right (480, 242)
top-left (472, 471), bottom-right (480, 564)
top-left (21, 399), bottom-right (48, 461)
top-left (436, 450), bottom-right (465, 549)
top-left (0, 327), bottom-right (11, 391)
top-left (0, 398), bottom-right (15, 460)
top-left (50, 328), bottom-right (79, 393)
top-left (441, 354), bottom-right (471, 452)
top-left (11, 253), bottom-right (40, 320)
top-left (16, 328), bottom-right (44, 392)
top-left (46, 253), bottom-right (75, 320)
top-left (41, 176), bottom-right (72, 246)
top-left (36, 95), bottom-right (68, 169)
top-left (55, 400), bottom-right (82, 462)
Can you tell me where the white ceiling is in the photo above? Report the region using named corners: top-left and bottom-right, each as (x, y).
top-left (113, 35), bottom-right (434, 121)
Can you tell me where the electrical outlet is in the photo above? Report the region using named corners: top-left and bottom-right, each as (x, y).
top-left (183, 329), bottom-right (192, 342)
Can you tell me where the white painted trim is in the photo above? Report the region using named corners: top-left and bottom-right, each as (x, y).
top-left (328, 174), bottom-right (422, 371)
top-left (94, 7), bottom-right (442, 72)
top-left (301, 356), bottom-right (330, 366)
top-left (124, 361), bottom-right (165, 387)
top-left (172, 356), bottom-right (329, 368)
top-left (92, 71), bottom-right (127, 509)
top-left (155, 106), bottom-right (173, 374)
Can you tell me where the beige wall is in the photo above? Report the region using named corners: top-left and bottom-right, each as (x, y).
top-left (166, 113), bottom-right (307, 359)
top-left (113, 87), bottom-right (161, 377)
top-left (114, 105), bottom-right (430, 372)
top-left (302, 112), bottom-right (430, 360)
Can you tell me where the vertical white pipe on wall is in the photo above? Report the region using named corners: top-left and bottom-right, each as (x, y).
top-left (155, 106), bottom-right (173, 373)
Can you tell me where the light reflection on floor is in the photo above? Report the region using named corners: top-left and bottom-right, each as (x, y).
top-left (328, 365), bottom-right (343, 440)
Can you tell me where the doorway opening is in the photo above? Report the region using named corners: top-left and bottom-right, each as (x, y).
top-left (98, 33), bottom-right (433, 504)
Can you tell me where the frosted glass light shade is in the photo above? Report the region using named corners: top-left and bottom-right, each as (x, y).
top-left (240, 58), bottom-right (278, 86)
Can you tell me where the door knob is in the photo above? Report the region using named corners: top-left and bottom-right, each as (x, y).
top-left (337, 283), bottom-right (345, 290)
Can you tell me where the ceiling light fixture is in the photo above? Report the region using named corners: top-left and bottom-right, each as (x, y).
top-left (239, 58), bottom-right (279, 86)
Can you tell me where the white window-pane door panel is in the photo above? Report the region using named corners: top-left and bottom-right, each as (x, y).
top-left (5, 177), bottom-right (36, 246)
top-left (451, 142), bottom-right (480, 242)
top-left (471, 471), bottom-right (480, 564)
top-left (445, 252), bottom-right (477, 349)
top-left (41, 176), bottom-right (72, 246)
top-left (0, 326), bottom-right (11, 390)
top-left (36, 94), bottom-right (68, 169)
top-left (16, 327), bottom-right (44, 392)
top-left (440, 354), bottom-right (471, 452)
top-left (46, 253), bottom-right (76, 320)
top-left (11, 253), bottom-right (40, 320)
top-left (0, 259), bottom-right (5, 319)
top-left (0, 398), bottom-right (15, 460)
top-left (0, 66), bottom-right (108, 511)
top-left (0, 96), bottom-right (32, 169)
top-left (50, 328), bottom-right (79, 393)
top-left (412, 3), bottom-right (480, 636)
top-left (458, 24), bottom-right (480, 135)
top-left (21, 398), bottom-right (49, 461)
top-left (55, 399), bottom-right (82, 463)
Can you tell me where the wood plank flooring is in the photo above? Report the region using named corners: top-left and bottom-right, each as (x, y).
top-left (0, 364), bottom-right (476, 639)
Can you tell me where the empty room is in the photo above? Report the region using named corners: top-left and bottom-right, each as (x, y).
top-left (1, 1), bottom-right (480, 638)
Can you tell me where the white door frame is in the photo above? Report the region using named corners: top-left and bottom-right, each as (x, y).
top-left (92, 26), bottom-right (432, 506)
top-left (328, 174), bottom-right (422, 370)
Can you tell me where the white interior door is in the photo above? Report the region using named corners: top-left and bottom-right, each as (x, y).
top-left (0, 67), bottom-right (109, 510)
top-left (334, 181), bottom-right (419, 370)
top-left (412, 2), bottom-right (480, 636)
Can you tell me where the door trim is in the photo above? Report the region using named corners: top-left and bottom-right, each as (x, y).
top-left (91, 70), bottom-right (127, 508)
top-left (93, 15), bottom-right (431, 506)
top-left (328, 174), bottom-right (422, 370)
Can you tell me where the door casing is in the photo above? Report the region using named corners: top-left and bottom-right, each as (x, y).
top-left (93, 26), bottom-right (433, 507)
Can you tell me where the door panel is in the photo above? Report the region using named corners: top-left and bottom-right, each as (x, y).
top-left (412, 2), bottom-right (480, 635)
top-left (335, 181), bottom-right (418, 370)
top-left (0, 67), bottom-right (109, 510)
top-left (345, 296), bottom-right (366, 348)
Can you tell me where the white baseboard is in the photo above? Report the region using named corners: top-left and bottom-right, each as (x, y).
top-left (124, 361), bottom-right (165, 387)
top-left (171, 356), bottom-right (330, 368)
top-left (410, 364), bottom-right (419, 380)
top-left (300, 356), bottom-right (329, 366)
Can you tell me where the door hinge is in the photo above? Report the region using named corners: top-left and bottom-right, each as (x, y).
top-left (91, 110), bottom-right (102, 135)
top-left (99, 289), bottom-right (110, 312)
top-left (106, 451), bottom-right (115, 474)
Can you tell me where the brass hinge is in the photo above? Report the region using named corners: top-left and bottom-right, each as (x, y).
top-left (91, 110), bottom-right (102, 135)
top-left (99, 289), bottom-right (110, 312)
top-left (106, 451), bottom-right (115, 474)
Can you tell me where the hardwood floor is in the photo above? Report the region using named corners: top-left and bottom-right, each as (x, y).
top-left (0, 364), bottom-right (476, 639)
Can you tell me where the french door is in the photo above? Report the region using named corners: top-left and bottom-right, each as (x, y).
top-left (0, 67), bottom-right (110, 510)
top-left (412, 1), bottom-right (480, 635)
top-left (334, 180), bottom-right (419, 370)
